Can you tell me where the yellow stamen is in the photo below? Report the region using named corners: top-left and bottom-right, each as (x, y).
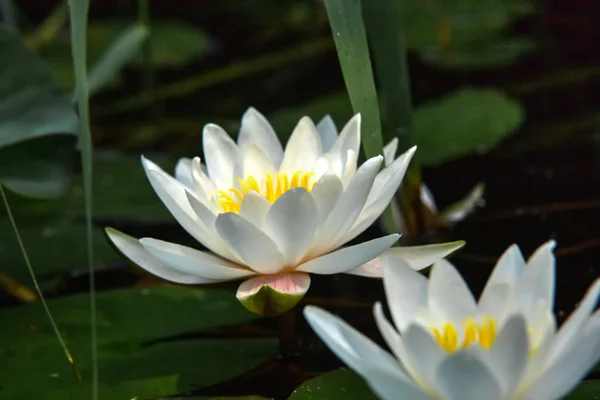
top-left (431, 315), bottom-right (498, 353)
top-left (217, 171), bottom-right (316, 213)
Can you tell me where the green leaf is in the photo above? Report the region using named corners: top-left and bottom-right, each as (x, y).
top-left (323, 0), bottom-right (384, 159)
top-left (289, 369), bottom-right (377, 400)
top-left (414, 88), bottom-right (524, 165)
top-left (564, 380), bottom-right (600, 399)
top-left (0, 286), bottom-right (273, 398)
top-left (87, 23), bottom-right (149, 95)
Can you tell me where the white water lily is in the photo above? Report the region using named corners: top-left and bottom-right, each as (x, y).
top-left (305, 241), bottom-right (600, 399)
top-left (107, 108), bottom-right (464, 315)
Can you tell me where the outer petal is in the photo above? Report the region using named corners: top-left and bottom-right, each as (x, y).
top-left (297, 234), bottom-right (400, 274)
top-left (279, 116), bottom-right (322, 173)
top-left (106, 228), bottom-right (218, 284)
top-left (326, 114), bottom-right (361, 177)
top-left (383, 257), bottom-right (429, 332)
top-left (435, 350), bottom-right (503, 400)
top-left (363, 366), bottom-right (436, 400)
top-left (347, 241), bottom-right (466, 277)
top-left (514, 240), bottom-right (556, 318)
top-left (316, 114), bottom-right (339, 152)
top-left (139, 237), bottom-right (254, 280)
top-left (262, 188), bottom-right (319, 266)
top-left (309, 172), bottom-right (343, 222)
top-left (142, 157), bottom-right (236, 260)
top-left (174, 157), bottom-right (193, 188)
top-left (237, 272), bottom-right (310, 316)
top-left (383, 138), bottom-right (398, 166)
top-left (428, 259), bottom-right (478, 324)
top-left (238, 191), bottom-right (271, 228)
top-left (341, 146), bottom-right (416, 244)
top-left (478, 244), bottom-right (526, 315)
top-left (315, 155), bottom-right (383, 252)
top-left (215, 212), bottom-right (285, 274)
top-left (190, 157), bottom-right (220, 213)
top-left (238, 107), bottom-right (283, 167)
top-left (202, 123), bottom-right (239, 189)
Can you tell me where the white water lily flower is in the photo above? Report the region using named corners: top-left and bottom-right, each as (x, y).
top-left (107, 108), bottom-right (463, 315)
top-left (305, 241), bottom-right (600, 400)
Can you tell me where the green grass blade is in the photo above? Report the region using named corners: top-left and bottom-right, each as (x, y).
top-left (137, 0), bottom-right (154, 91)
top-left (86, 23), bottom-right (149, 96)
top-left (0, 185), bottom-right (89, 400)
top-left (67, 0), bottom-right (96, 398)
top-left (322, 0), bottom-right (384, 159)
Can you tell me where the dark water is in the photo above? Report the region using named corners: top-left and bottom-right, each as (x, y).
top-left (9, 0), bottom-right (600, 398)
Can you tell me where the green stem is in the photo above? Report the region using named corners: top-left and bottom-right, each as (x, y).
top-left (1, 186), bottom-right (89, 400)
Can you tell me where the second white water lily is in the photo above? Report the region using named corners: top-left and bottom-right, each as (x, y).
top-left (107, 108), bottom-right (463, 315)
top-left (305, 241), bottom-right (600, 399)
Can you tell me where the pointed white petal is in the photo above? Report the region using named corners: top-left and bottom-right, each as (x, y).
top-left (238, 107), bottom-right (283, 167)
top-left (435, 350), bottom-right (502, 400)
top-left (316, 156), bottom-right (383, 251)
top-left (340, 149), bottom-right (358, 187)
top-left (327, 114), bottom-right (361, 177)
top-left (419, 183), bottom-right (438, 212)
top-left (489, 315), bottom-right (529, 398)
top-left (239, 191), bottom-right (271, 228)
top-left (202, 123), bottom-right (239, 189)
top-left (298, 234), bottom-right (399, 274)
top-left (341, 146), bottom-right (416, 244)
top-left (316, 114), bottom-right (339, 152)
top-left (309, 172), bottom-right (343, 222)
top-left (139, 237), bottom-right (254, 281)
top-left (174, 157), bottom-right (194, 189)
top-left (383, 138), bottom-right (398, 166)
top-left (262, 188), bottom-right (319, 266)
top-left (243, 144), bottom-right (277, 179)
top-left (279, 116), bottom-right (322, 173)
top-left (106, 228), bottom-right (218, 284)
top-left (363, 366), bottom-right (436, 400)
top-left (382, 257), bottom-right (429, 332)
top-left (479, 244), bottom-right (526, 314)
top-left (215, 212), bottom-right (285, 274)
top-left (190, 157), bottom-right (220, 213)
top-left (514, 240), bottom-right (556, 317)
top-left (429, 259), bottom-right (478, 324)
top-left (440, 183), bottom-right (485, 222)
top-left (142, 157), bottom-right (236, 260)
top-left (185, 190), bottom-right (217, 227)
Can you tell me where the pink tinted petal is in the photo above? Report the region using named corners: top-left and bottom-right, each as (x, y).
top-left (236, 273), bottom-right (311, 316)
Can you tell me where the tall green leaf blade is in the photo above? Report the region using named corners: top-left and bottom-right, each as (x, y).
top-left (67, 0), bottom-right (96, 397)
top-left (322, 0), bottom-right (383, 159)
top-left (87, 23), bottom-right (149, 96)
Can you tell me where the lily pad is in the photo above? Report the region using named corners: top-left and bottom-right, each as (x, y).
top-left (414, 88), bottom-right (524, 165)
top-left (0, 27), bottom-right (77, 198)
top-left (0, 286), bottom-right (275, 398)
top-left (289, 369), bottom-right (377, 400)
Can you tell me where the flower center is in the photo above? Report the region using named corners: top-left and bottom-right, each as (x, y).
top-left (431, 315), bottom-right (497, 353)
top-left (217, 171), bottom-right (316, 213)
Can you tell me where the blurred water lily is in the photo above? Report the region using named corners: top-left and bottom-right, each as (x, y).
top-left (305, 241), bottom-right (600, 399)
top-left (107, 108), bottom-right (464, 315)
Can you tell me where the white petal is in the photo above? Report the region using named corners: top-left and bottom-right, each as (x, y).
top-left (142, 157), bottom-right (236, 260)
top-left (174, 157), bottom-right (194, 189)
top-left (262, 188), bottom-right (319, 266)
top-left (243, 144), bottom-right (277, 179)
top-left (544, 279), bottom-right (600, 367)
top-left (363, 366), bottom-right (436, 400)
top-left (309, 172), bottom-right (343, 222)
top-left (238, 107), bottom-right (283, 167)
top-left (185, 190), bottom-right (217, 227)
top-left (349, 241), bottom-right (466, 277)
top-left (489, 315), bottom-right (529, 398)
top-left (316, 156), bottom-right (383, 251)
top-left (215, 212), bottom-right (285, 274)
top-left (202, 123), bottom-right (239, 189)
top-left (316, 114), bottom-right (339, 152)
top-left (139, 237), bottom-right (254, 280)
top-left (279, 116), bottom-right (322, 173)
top-left (236, 272), bottom-right (310, 301)
top-left (238, 191), bottom-right (271, 228)
top-left (383, 138), bottom-right (398, 166)
top-left (429, 259), bottom-right (478, 324)
top-left (297, 234), bottom-right (399, 274)
top-left (402, 322), bottom-right (447, 393)
top-left (524, 326), bottom-right (600, 400)
top-left (479, 244), bottom-right (526, 314)
top-left (440, 182), bottom-right (485, 222)
top-left (383, 256), bottom-right (429, 332)
top-left (341, 146), bottom-right (416, 244)
top-left (340, 149), bottom-right (358, 187)
top-left (419, 183), bottom-right (438, 212)
top-left (106, 228), bottom-right (218, 284)
top-left (514, 240), bottom-right (556, 318)
top-left (435, 350), bottom-right (503, 400)
top-left (190, 157), bottom-right (220, 213)
top-left (327, 114), bottom-right (361, 177)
